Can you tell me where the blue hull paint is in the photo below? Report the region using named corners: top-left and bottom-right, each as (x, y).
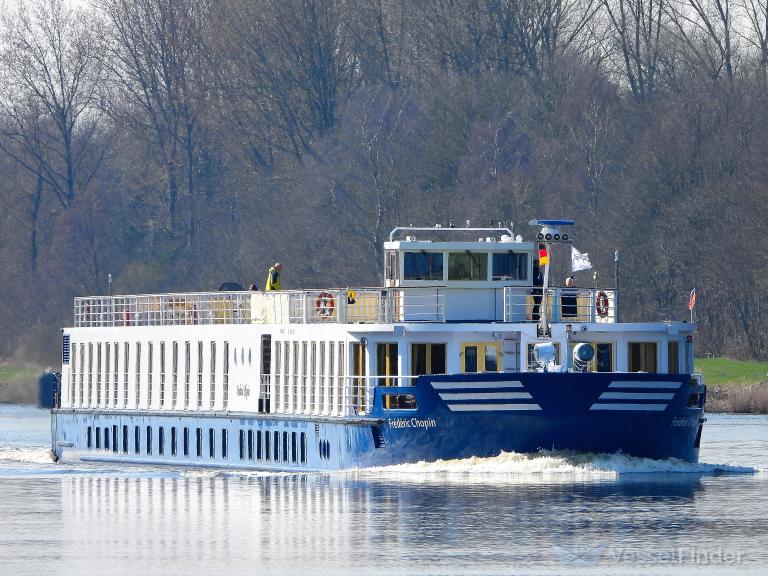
top-left (51, 372), bottom-right (706, 470)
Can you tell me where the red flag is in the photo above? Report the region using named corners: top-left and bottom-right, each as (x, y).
top-left (688, 288), bottom-right (696, 311)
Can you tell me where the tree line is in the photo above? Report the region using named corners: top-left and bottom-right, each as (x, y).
top-left (0, 0), bottom-right (766, 363)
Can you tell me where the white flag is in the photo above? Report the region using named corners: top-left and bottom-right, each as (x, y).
top-left (571, 245), bottom-right (592, 272)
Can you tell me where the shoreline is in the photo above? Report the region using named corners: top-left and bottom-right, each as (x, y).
top-left (705, 384), bottom-right (768, 415)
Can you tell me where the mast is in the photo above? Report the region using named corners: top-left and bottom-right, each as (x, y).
top-left (529, 219), bottom-right (574, 338)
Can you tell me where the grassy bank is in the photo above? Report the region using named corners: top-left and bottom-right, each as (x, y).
top-left (0, 363), bottom-right (41, 404)
top-left (696, 358), bottom-right (768, 414)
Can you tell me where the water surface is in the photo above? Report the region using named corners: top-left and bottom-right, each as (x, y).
top-left (0, 405), bottom-right (766, 575)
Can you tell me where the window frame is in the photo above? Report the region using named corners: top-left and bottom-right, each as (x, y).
top-left (448, 251), bottom-right (489, 281)
top-left (492, 251), bottom-right (529, 281)
top-left (403, 251), bottom-right (444, 281)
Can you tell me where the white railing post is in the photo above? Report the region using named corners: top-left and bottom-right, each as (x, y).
top-left (337, 289), bottom-right (345, 324)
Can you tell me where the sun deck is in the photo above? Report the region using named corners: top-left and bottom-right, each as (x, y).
top-left (73, 286), bottom-right (617, 328)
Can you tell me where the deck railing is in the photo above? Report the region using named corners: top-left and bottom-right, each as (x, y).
top-left (74, 288), bottom-right (445, 328)
top-left (73, 286), bottom-right (616, 328)
top-left (503, 287), bottom-right (617, 323)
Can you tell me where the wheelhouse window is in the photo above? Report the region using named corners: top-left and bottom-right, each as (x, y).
top-left (492, 252), bottom-right (528, 281)
top-left (411, 344), bottom-right (446, 376)
top-left (404, 251), bottom-right (443, 281)
top-left (448, 252), bottom-right (488, 281)
top-left (628, 342), bottom-right (658, 372)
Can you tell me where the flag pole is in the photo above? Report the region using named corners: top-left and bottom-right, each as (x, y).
top-left (614, 250), bottom-right (619, 323)
top-left (539, 242), bottom-right (552, 337)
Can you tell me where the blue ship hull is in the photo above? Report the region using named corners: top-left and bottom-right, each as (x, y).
top-left (51, 372), bottom-right (706, 469)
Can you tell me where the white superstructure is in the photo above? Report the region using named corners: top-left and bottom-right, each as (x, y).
top-left (58, 225), bottom-right (693, 422)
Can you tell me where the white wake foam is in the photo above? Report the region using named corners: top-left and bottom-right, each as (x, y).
top-left (0, 446), bottom-right (55, 464)
top-left (350, 451), bottom-right (758, 484)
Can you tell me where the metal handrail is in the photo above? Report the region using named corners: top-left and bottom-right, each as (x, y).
top-left (503, 286), bottom-right (617, 324)
top-left (74, 288), bottom-right (446, 328)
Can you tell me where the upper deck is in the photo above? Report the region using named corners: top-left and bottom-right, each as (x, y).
top-left (72, 224), bottom-right (617, 328)
top-left (73, 286), bottom-right (616, 327)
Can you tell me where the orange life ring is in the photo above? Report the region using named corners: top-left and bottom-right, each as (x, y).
top-left (315, 291), bottom-right (335, 318)
top-left (595, 291), bottom-right (609, 317)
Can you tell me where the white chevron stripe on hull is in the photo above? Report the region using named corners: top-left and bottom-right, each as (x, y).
top-left (439, 392), bottom-right (533, 401)
top-left (608, 381), bottom-right (682, 389)
top-left (447, 403), bottom-right (542, 411)
top-left (431, 381), bottom-right (524, 390)
top-left (590, 403), bottom-right (668, 411)
top-left (599, 392), bottom-right (675, 401)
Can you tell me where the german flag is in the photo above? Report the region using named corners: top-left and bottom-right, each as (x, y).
top-left (538, 244), bottom-right (549, 266)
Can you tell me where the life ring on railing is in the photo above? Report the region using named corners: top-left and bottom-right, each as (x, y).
top-left (595, 291), bottom-right (609, 317)
top-left (315, 291), bottom-right (336, 318)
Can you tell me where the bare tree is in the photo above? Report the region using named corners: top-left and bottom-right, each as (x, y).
top-left (0, 0), bottom-right (106, 211)
top-left (603, 0), bottom-right (669, 100)
top-left (99, 0), bottom-right (209, 248)
top-left (666, 0), bottom-right (738, 81)
top-left (738, 0), bottom-right (768, 80)
top-left (416, 0), bottom-right (600, 89)
top-left (326, 88), bottom-right (417, 264)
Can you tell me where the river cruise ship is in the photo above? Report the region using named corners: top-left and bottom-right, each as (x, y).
top-left (51, 220), bottom-right (707, 469)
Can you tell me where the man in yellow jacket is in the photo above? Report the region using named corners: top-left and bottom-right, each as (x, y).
top-left (265, 262), bottom-right (283, 291)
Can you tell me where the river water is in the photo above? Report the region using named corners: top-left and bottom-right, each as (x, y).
top-left (0, 405), bottom-right (766, 575)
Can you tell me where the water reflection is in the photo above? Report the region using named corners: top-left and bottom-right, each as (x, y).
top-left (51, 474), bottom-right (716, 574)
top-left (0, 469), bottom-right (764, 575)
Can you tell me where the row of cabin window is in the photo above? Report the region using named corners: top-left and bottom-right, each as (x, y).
top-left (237, 429), bottom-right (308, 464)
top-left (69, 340), bottom-right (230, 410)
top-left (398, 251), bottom-right (528, 282)
top-left (85, 423), bottom-right (308, 464)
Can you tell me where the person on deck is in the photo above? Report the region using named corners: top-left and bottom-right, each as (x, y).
top-left (561, 276), bottom-right (578, 318)
top-left (265, 263), bottom-right (283, 291)
top-left (531, 260), bottom-right (544, 321)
